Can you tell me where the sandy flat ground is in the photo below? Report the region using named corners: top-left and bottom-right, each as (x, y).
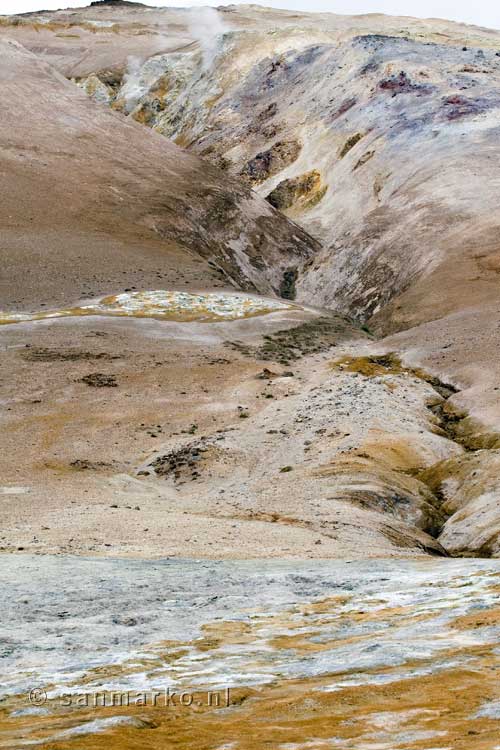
top-left (0, 305), bottom-right (352, 558)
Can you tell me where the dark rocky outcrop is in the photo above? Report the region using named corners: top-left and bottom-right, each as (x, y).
top-left (240, 140), bottom-right (301, 185)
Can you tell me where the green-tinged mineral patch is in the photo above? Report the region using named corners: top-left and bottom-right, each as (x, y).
top-left (0, 291), bottom-right (297, 325)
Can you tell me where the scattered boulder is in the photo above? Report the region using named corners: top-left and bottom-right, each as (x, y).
top-left (257, 368), bottom-right (295, 380)
top-left (226, 315), bottom-right (362, 365)
top-left (77, 74), bottom-right (114, 106)
top-left (69, 459), bottom-right (113, 470)
top-left (149, 440), bottom-right (212, 482)
top-left (442, 94), bottom-right (486, 120)
top-left (257, 368), bottom-right (279, 379)
top-left (378, 70), bottom-right (432, 96)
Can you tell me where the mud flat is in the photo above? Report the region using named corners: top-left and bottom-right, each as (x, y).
top-left (0, 555), bottom-right (499, 749)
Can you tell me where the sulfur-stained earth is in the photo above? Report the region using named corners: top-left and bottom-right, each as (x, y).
top-left (0, 556), bottom-right (498, 749)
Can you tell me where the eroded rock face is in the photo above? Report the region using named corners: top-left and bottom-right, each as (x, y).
top-left (421, 450), bottom-right (500, 557)
top-left (6, 6), bottom-right (500, 328)
top-left (266, 169), bottom-right (326, 212)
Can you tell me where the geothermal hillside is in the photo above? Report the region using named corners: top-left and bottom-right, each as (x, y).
top-left (0, 35), bottom-right (316, 309)
top-left (1, 1), bottom-right (500, 558)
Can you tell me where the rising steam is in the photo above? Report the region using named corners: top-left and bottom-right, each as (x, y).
top-left (120, 8), bottom-right (227, 113)
top-left (120, 55), bottom-right (144, 113)
top-left (186, 7), bottom-right (228, 70)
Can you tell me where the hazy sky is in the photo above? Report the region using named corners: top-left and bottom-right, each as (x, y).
top-left (2, 0), bottom-right (500, 30)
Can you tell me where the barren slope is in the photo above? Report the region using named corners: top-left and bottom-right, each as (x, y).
top-left (9, 2), bottom-right (500, 330)
top-left (0, 36), bottom-right (317, 310)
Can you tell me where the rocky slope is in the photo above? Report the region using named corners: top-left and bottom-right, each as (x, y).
top-left (1, 2), bottom-right (500, 558)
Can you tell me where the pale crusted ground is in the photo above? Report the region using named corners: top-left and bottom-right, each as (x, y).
top-left (1, 557), bottom-right (499, 750)
top-left (0, 299), bottom-right (487, 559)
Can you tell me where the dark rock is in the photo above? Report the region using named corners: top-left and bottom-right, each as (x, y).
top-left (240, 140), bottom-right (301, 185)
top-left (78, 373), bottom-right (118, 387)
top-left (279, 268), bottom-right (298, 300)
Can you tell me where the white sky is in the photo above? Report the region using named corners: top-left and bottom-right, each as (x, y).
top-left (1, 0), bottom-right (500, 30)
